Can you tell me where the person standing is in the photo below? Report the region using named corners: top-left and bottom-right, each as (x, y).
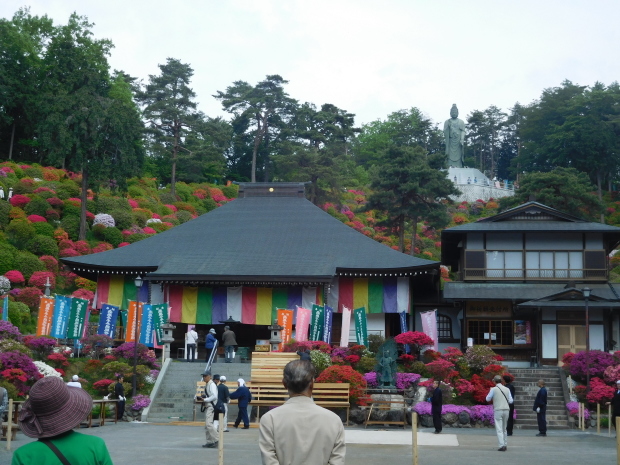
top-left (230, 378), bottom-right (252, 429)
top-left (205, 328), bottom-right (217, 363)
top-left (213, 374), bottom-right (230, 432)
top-left (533, 379), bottom-right (547, 437)
top-left (115, 375), bottom-right (126, 421)
top-left (503, 374), bottom-right (515, 436)
top-left (200, 370), bottom-right (219, 448)
top-left (12, 377), bottom-right (113, 465)
top-left (297, 346), bottom-right (311, 361)
top-left (605, 380), bottom-right (620, 432)
top-left (186, 325), bottom-right (198, 362)
top-left (486, 375), bottom-right (513, 451)
top-left (222, 325), bottom-right (237, 363)
top-left (259, 360), bottom-right (345, 465)
top-left (67, 374), bottom-right (82, 388)
top-left (430, 379), bottom-right (443, 434)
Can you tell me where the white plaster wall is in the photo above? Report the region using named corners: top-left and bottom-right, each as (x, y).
top-left (486, 233), bottom-right (523, 250)
top-left (542, 324), bottom-right (557, 359)
top-left (526, 233), bottom-right (582, 250)
top-left (467, 233), bottom-right (484, 249)
top-left (585, 233), bottom-right (603, 249)
top-left (345, 313), bottom-right (385, 343)
top-left (590, 325), bottom-right (605, 351)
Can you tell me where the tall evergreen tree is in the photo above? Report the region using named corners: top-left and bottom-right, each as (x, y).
top-left (137, 58), bottom-right (198, 197)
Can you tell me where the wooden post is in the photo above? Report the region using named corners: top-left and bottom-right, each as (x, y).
top-left (610, 405), bottom-right (612, 437)
top-left (218, 411), bottom-right (224, 465)
top-left (578, 403), bottom-right (582, 430)
top-left (617, 417), bottom-right (620, 465)
top-left (411, 412), bottom-right (418, 465)
top-left (6, 399), bottom-right (13, 450)
top-left (597, 403), bottom-right (600, 434)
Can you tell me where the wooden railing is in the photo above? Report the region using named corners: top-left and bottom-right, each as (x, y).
top-left (463, 268), bottom-right (607, 281)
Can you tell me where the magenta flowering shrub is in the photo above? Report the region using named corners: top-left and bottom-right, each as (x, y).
top-left (469, 405), bottom-right (496, 424)
top-left (0, 320), bottom-right (22, 340)
top-left (364, 372), bottom-right (421, 390)
top-left (5, 270), bottom-right (25, 285)
top-left (129, 394), bottom-right (151, 410)
top-left (363, 372), bottom-right (378, 388)
top-left (566, 401), bottom-right (590, 419)
top-left (0, 351), bottom-right (42, 394)
top-left (113, 342), bottom-right (157, 367)
top-left (23, 335), bottom-right (57, 357)
top-left (569, 350), bottom-right (615, 379)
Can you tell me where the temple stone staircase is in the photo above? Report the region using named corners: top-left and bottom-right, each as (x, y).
top-left (511, 368), bottom-right (570, 430)
top-left (146, 358), bottom-right (251, 423)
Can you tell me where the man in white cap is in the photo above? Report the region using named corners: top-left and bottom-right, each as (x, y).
top-left (67, 375), bottom-right (82, 388)
top-left (199, 370), bottom-right (219, 448)
top-left (606, 380), bottom-right (620, 432)
top-left (485, 375), bottom-right (513, 451)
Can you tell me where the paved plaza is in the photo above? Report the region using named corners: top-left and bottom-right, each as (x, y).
top-left (1, 423), bottom-right (617, 465)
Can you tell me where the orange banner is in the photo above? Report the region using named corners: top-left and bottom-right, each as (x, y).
top-left (36, 297), bottom-right (55, 336)
top-left (277, 309), bottom-right (294, 350)
top-left (125, 301), bottom-right (143, 342)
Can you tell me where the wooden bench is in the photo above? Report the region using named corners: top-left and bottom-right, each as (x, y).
top-left (228, 382), bottom-right (351, 425)
top-left (250, 352), bottom-right (299, 383)
top-left (362, 398), bottom-right (408, 429)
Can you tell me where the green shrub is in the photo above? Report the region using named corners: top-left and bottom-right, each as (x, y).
top-left (356, 355), bottom-right (377, 374)
top-left (126, 233), bottom-right (147, 243)
top-left (367, 334), bottom-right (385, 354)
top-left (0, 200), bottom-right (11, 228)
top-left (6, 219), bottom-right (36, 249)
top-left (22, 165), bottom-right (43, 179)
top-left (163, 217), bottom-right (179, 226)
top-left (25, 196), bottom-right (51, 217)
top-left (221, 185), bottom-right (238, 199)
top-left (0, 242), bottom-right (18, 274)
top-left (60, 216), bottom-right (81, 241)
top-left (310, 350), bottom-right (332, 375)
top-left (62, 202), bottom-right (81, 218)
top-left (12, 180), bottom-right (34, 195)
top-left (159, 192), bottom-right (178, 204)
top-left (158, 205), bottom-right (173, 216)
top-left (15, 250), bottom-right (45, 279)
top-left (8, 300), bottom-right (31, 325)
top-left (56, 181), bottom-right (80, 199)
top-left (110, 209), bottom-right (134, 230)
top-left (203, 198), bottom-right (218, 213)
top-left (176, 210), bottom-right (193, 224)
top-left (101, 227), bottom-right (123, 247)
top-left (174, 183), bottom-right (192, 201)
top-left (27, 235), bottom-right (59, 257)
top-left (33, 221), bottom-right (55, 237)
top-left (407, 361), bottom-right (429, 377)
top-left (127, 185), bottom-right (147, 198)
top-left (133, 210), bottom-right (148, 227)
top-left (96, 196), bottom-right (131, 213)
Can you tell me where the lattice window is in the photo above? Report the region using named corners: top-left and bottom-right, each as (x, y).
top-left (437, 313), bottom-right (453, 341)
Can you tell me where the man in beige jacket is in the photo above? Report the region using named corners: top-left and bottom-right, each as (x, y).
top-left (259, 360), bottom-right (345, 465)
top-left (486, 374), bottom-right (514, 451)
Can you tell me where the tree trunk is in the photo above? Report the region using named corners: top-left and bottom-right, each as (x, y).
top-left (171, 124), bottom-right (179, 197)
top-left (597, 170), bottom-right (604, 223)
top-left (8, 122), bottom-right (16, 160)
top-left (409, 217), bottom-right (418, 256)
top-left (79, 167), bottom-right (89, 241)
top-left (398, 217), bottom-right (405, 253)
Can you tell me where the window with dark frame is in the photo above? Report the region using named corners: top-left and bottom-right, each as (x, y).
top-left (437, 313), bottom-right (453, 341)
top-left (467, 320), bottom-right (513, 346)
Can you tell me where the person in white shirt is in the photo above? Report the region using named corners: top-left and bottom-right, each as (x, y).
top-left (186, 326), bottom-right (198, 362)
top-left (486, 375), bottom-right (513, 451)
top-left (67, 375), bottom-right (82, 388)
top-left (199, 371), bottom-right (219, 448)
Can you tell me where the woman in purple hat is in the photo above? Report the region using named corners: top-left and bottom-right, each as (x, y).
top-left (12, 376), bottom-right (113, 465)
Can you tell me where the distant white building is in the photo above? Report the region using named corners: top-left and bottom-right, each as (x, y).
top-left (447, 167), bottom-right (515, 203)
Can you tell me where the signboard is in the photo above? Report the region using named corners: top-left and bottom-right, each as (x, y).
top-left (514, 320), bottom-right (532, 345)
top-left (465, 301), bottom-right (512, 318)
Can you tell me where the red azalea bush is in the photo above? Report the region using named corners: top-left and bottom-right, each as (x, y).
top-left (5, 270), bottom-right (25, 285)
top-left (561, 352), bottom-right (575, 372)
top-left (84, 359), bottom-right (104, 373)
top-left (425, 359), bottom-right (455, 381)
top-left (586, 377), bottom-right (615, 404)
top-left (394, 331), bottom-right (434, 348)
top-left (603, 364), bottom-right (620, 384)
top-left (10, 194), bottom-right (31, 208)
top-left (74, 241), bottom-right (91, 255)
top-left (442, 346), bottom-right (464, 364)
top-left (344, 355), bottom-right (360, 366)
top-left (471, 374), bottom-right (495, 404)
top-left (422, 349), bottom-right (442, 362)
top-left (72, 288), bottom-right (94, 305)
top-left (93, 379), bottom-right (115, 394)
top-left (13, 286), bottom-right (43, 308)
top-left (481, 364), bottom-right (505, 380)
top-left (27, 215), bottom-right (46, 222)
top-left (47, 353), bottom-right (69, 368)
top-left (28, 271), bottom-right (55, 290)
top-left (315, 365), bottom-right (366, 403)
top-left (455, 378), bottom-right (475, 395)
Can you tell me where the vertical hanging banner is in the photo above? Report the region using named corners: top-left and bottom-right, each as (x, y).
top-left (420, 309), bottom-right (439, 351)
top-left (295, 307), bottom-right (311, 341)
top-left (125, 301), bottom-right (143, 343)
top-left (152, 303), bottom-right (168, 344)
top-left (36, 297), bottom-right (55, 336)
top-left (2, 295), bottom-right (8, 321)
top-left (97, 304), bottom-right (120, 338)
top-left (323, 305), bottom-right (333, 344)
top-left (399, 311), bottom-right (410, 354)
top-left (50, 295), bottom-right (72, 339)
top-left (139, 304), bottom-right (154, 347)
top-left (66, 298), bottom-right (89, 339)
top-left (353, 307), bottom-right (368, 347)
top-left (310, 304), bottom-right (325, 341)
top-left (277, 309), bottom-right (294, 349)
top-left (340, 306), bottom-right (352, 347)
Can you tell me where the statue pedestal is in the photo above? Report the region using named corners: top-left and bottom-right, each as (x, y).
top-left (364, 393), bottom-right (408, 426)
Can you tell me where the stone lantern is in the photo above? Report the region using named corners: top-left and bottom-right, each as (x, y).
top-left (160, 322), bottom-right (176, 362)
top-left (268, 321), bottom-right (283, 352)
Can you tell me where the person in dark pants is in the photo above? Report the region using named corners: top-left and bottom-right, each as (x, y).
top-left (114, 375), bottom-right (125, 421)
top-left (605, 380), bottom-right (620, 432)
top-left (430, 380), bottom-right (442, 434)
top-left (503, 374), bottom-right (515, 436)
top-left (230, 378), bottom-right (252, 429)
top-left (533, 379), bottom-right (547, 436)
top-left (205, 328), bottom-right (217, 363)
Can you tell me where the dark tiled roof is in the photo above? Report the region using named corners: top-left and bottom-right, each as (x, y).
top-left (62, 195), bottom-right (437, 282)
top-left (442, 221), bottom-right (620, 233)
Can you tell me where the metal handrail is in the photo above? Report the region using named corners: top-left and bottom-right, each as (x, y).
top-left (204, 339), bottom-right (219, 373)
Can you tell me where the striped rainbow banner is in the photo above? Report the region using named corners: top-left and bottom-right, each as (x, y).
top-left (167, 285), bottom-right (323, 325)
top-left (327, 277), bottom-right (410, 314)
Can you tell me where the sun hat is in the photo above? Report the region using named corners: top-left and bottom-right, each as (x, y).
top-left (19, 376), bottom-right (93, 438)
top-left (209, 328), bottom-right (216, 334)
top-left (72, 375), bottom-right (79, 382)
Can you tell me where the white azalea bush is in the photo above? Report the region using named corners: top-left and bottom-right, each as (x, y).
top-left (34, 361), bottom-right (62, 378)
top-left (146, 218), bottom-right (162, 224)
top-left (93, 213), bottom-right (116, 228)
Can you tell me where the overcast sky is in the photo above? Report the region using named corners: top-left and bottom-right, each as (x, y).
top-left (3, 1), bottom-right (619, 127)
